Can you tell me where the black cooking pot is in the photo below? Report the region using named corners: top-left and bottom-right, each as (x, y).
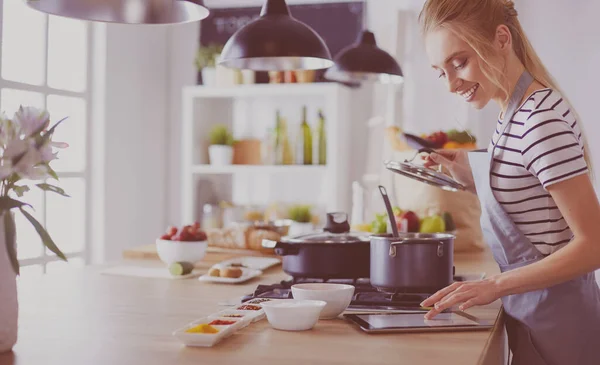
top-left (262, 212), bottom-right (371, 279)
top-left (370, 233), bottom-right (455, 293)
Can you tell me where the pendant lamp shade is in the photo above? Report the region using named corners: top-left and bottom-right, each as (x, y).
top-left (325, 30), bottom-right (403, 84)
top-left (218, 0), bottom-right (333, 71)
top-left (25, 0), bottom-right (210, 25)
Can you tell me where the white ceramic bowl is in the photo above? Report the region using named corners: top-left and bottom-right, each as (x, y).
top-left (291, 283), bottom-right (355, 319)
top-left (155, 239), bottom-right (207, 265)
top-left (261, 299), bottom-right (326, 331)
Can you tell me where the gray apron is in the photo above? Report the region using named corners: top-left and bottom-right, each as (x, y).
top-left (467, 71), bottom-right (600, 365)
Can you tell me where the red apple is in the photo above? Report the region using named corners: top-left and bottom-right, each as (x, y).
top-left (398, 211), bottom-right (420, 232)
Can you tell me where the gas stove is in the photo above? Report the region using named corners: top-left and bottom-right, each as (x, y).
top-left (240, 274), bottom-right (482, 312)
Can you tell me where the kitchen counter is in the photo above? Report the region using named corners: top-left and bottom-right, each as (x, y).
top-left (0, 248), bottom-right (506, 365)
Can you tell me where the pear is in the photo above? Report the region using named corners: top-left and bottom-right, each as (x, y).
top-left (420, 215), bottom-right (446, 233)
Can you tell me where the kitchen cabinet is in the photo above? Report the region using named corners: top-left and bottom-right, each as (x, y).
top-left (180, 82), bottom-right (373, 224)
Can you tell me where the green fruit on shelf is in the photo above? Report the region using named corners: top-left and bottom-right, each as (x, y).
top-left (169, 262), bottom-right (195, 276)
top-left (420, 215), bottom-right (446, 233)
top-left (442, 212), bottom-right (456, 231)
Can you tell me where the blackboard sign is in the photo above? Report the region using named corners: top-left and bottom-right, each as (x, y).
top-left (198, 2), bottom-right (364, 83)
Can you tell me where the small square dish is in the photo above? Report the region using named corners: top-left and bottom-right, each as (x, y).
top-left (199, 267), bottom-right (263, 284)
top-left (172, 316), bottom-right (246, 347)
top-left (211, 307), bottom-right (265, 323)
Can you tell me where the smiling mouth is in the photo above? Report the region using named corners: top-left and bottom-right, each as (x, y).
top-left (458, 84), bottom-right (479, 102)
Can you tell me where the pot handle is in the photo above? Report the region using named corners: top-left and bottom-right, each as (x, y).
top-left (389, 239), bottom-right (408, 257)
top-left (261, 239), bottom-right (299, 256)
top-left (437, 241), bottom-right (445, 257)
top-left (389, 240), bottom-right (446, 258)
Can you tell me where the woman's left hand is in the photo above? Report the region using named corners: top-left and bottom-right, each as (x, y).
top-left (420, 278), bottom-right (503, 319)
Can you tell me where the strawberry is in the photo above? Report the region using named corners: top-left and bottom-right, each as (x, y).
top-left (160, 234), bottom-right (171, 240)
top-left (194, 230), bottom-right (207, 241)
top-left (179, 229), bottom-right (193, 242)
top-left (171, 234), bottom-right (181, 241)
top-left (167, 226), bottom-right (178, 236)
top-left (191, 221), bottom-right (200, 231)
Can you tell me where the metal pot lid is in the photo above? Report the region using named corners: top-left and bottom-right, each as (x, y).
top-left (282, 212), bottom-right (370, 244)
top-left (384, 159), bottom-right (466, 192)
top-left (371, 232), bottom-right (456, 242)
top-left (283, 230), bottom-right (371, 244)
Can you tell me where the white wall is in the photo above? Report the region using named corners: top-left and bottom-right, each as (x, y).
top-left (166, 22), bottom-right (201, 228)
top-left (97, 24), bottom-right (170, 262)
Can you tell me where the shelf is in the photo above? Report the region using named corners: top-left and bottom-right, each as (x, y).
top-left (190, 164), bottom-right (328, 175)
top-left (183, 82), bottom-right (344, 99)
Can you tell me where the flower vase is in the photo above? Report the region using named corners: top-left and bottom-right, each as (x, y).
top-left (208, 145), bottom-right (233, 166)
top-left (202, 67), bottom-right (217, 87)
top-left (0, 212), bottom-right (18, 353)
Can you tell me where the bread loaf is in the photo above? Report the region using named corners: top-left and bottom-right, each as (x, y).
top-left (206, 223), bottom-right (248, 249)
top-left (247, 229), bottom-right (281, 250)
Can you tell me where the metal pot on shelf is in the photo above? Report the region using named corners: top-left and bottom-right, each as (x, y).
top-left (262, 212), bottom-right (371, 280)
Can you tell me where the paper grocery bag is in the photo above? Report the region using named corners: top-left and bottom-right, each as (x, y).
top-left (382, 151), bottom-right (486, 253)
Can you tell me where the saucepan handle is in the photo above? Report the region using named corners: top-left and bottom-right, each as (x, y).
top-left (261, 239), bottom-right (299, 256)
top-left (389, 239), bottom-right (409, 258)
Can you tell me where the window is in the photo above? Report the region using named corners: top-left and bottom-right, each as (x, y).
top-left (0, 0), bottom-right (91, 273)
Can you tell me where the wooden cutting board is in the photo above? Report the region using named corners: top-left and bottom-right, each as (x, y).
top-left (122, 244), bottom-right (277, 266)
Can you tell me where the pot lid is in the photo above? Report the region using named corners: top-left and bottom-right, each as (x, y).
top-left (383, 149), bottom-right (466, 192)
top-left (283, 212), bottom-right (371, 244)
top-left (284, 230), bottom-right (371, 244)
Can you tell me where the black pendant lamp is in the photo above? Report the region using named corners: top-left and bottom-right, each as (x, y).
top-left (25, 0), bottom-right (210, 25)
top-left (218, 0), bottom-right (333, 71)
top-left (325, 2), bottom-right (403, 84)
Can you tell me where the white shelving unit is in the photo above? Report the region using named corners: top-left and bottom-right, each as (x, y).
top-left (180, 82), bottom-right (372, 224)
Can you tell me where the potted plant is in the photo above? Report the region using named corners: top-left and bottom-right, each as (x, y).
top-left (287, 204), bottom-right (314, 236)
top-left (208, 124), bottom-right (234, 166)
top-left (0, 106), bottom-right (69, 353)
top-left (195, 43), bottom-right (224, 87)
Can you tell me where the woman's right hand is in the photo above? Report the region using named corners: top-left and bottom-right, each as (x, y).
top-left (422, 150), bottom-right (476, 193)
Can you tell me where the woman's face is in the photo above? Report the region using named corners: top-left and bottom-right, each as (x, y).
top-left (425, 27), bottom-right (497, 110)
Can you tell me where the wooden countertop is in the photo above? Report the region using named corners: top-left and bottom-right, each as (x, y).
top-left (0, 247), bottom-right (506, 365)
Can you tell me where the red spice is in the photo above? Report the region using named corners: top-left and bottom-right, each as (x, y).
top-left (209, 319), bottom-right (236, 326)
top-left (237, 305), bottom-right (262, 311)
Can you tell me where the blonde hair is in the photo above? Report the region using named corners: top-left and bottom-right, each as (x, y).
top-left (419, 0), bottom-right (593, 175)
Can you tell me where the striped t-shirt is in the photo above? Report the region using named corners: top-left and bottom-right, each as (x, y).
top-left (488, 88), bottom-right (588, 256)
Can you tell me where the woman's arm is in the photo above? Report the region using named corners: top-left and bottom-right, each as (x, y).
top-left (495, 173), bottom-right (600, 294)
top-left (421, 173), bottom-right (600, 319)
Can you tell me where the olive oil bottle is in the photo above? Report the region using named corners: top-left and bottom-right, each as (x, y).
top-left (297, 106), bottom-right (313, 165)
top-left (317, 109), bottom-right (326, 165)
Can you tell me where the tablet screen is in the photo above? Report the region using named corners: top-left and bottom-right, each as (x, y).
top-left (356, 312), bottom-right (481, 329)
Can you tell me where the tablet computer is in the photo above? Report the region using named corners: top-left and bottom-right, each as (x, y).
top-left (344, 311), bottom-right (495, 333)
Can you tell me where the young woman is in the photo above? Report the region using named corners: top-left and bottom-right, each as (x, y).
top-left (416, 1), bottom-right (600, 364)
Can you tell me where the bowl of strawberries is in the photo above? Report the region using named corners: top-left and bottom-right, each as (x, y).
top-left (156, 222), bottom-right (208, 266)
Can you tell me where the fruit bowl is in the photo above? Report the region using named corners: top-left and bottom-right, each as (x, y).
top-left (156, 239), bottom-right (207, 266)
top-left (156, 223), bottom-right (208, 267)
